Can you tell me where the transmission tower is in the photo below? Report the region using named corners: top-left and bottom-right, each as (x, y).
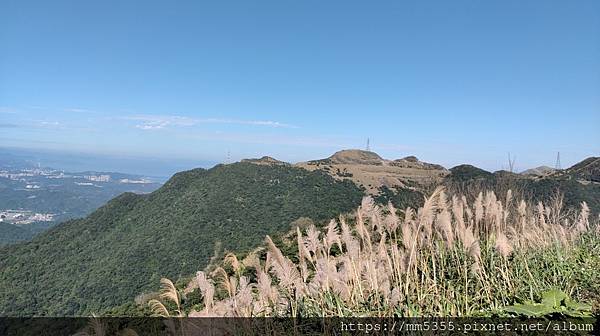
top-left (507, 152), bottom-right (516, 173)
top-left (366, 138), bottom-right (371, 152)
top-left (555, 152), bottom-right (561, 170)
top-left (226, 150), bottom-right (231, 164)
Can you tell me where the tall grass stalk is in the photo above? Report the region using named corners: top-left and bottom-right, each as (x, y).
top-left (152, 188), bottom-right (599, 317)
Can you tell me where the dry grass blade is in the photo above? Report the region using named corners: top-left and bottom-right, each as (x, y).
top-left (158, 278), bottom-right (179, 308)
top-left (150, 187), bottom-right (598, 318)
top-left (148, 299), bottom-right (170, 317)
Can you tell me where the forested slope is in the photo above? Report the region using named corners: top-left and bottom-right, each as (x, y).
top-left (0, 163), bottom-right (364, 315)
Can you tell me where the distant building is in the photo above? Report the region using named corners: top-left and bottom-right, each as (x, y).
top-left (84, 175), bottom-right (111, 182)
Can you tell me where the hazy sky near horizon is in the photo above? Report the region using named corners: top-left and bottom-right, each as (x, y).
top-left (1, 0), bottom-right (599, 173)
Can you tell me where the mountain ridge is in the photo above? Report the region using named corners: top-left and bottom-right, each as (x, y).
top-left (0, 162), bottom-right (364, 315)
top-left (521, 166), bottom-right (557, 176)
top-left (1, 150), bottom-right (598, 316)
top-left (295, 149), bottom-right (449, 193)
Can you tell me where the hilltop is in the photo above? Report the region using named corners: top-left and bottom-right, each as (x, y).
top-left (296, 149), bottom-right (448, 194)
top-left (521, 166), bottom-right (557, 177)
top-left (295, 150), bottom-right (600, 214)
top-left (318, 149), bottom-right (385, 165)
top-left (391, 155), bottom-right (446, 170)
top-left (240, 156), bottom-right (289, 166)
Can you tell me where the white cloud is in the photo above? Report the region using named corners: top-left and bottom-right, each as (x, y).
top-left (40, 121), bottom-right (61, 126)
top-left (196, 118), bottom-right (297, 128)
top-left (23, 106), bottom-right (95, 113)
top-left (63, 108), bottom-right (95, 113)
top-left (0, 107), bottom-right (18, 114)
top-left (35, 120), bottom-right (64, 129)
top-left (135, 123), bottom-right (167, 130)
top-left (123, 114), bottom-right (297, 130)
top-left (124, 115), bottom-right (197, 130)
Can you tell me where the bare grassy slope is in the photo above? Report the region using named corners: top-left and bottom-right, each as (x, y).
top-left (521, 166), bottom-right (556, 177)
top-left (289, 150), bottom-right (600, 215)
top-left (295, 150), bottom-right (449, 193)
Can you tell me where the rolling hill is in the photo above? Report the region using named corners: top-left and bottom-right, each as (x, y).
top-left (297, 150), bottom-right (600, 215)
top-left (0, 151), bottom-right (597, 317)
top-left (0, 162), bottom-right (363, 316)
top-left (563, 157), bottom-right (600, 183)
top-left (521, 165), bottom-right (556, 177)
top-left (444, 162), bottom-right (600, 213)
top-left (296, 149), bottom-right (448, 194)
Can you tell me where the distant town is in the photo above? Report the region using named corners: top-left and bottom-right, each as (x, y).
top-left (0, 209), bottom-right (55, 225)
top-left (0, 164), bottom-right (162, 233)
top-left (0, 167), bottom-right (154, 186)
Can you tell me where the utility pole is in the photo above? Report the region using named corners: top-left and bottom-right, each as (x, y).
top-left (555, 152), bottom-right (561, 170)
top-left (507, 152), bottom-right (516, 173)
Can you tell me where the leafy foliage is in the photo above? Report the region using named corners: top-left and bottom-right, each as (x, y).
top-left (0, 222), bottom-right (33, 245)
top-left (0, 163), bottom-right (363, 316)
top-left (503, 289), bottom-right (593, 317)
top-left (374, 186), bottom-right (424, 210)
top-left (447, 165), bottom-right (494, 181)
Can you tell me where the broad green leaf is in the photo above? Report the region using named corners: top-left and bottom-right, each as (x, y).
top-left (503, 304), bottom-right (552, 317)
top-left (564, 298), bottom-right (593, 312)
top-left (541, 289), bottom-right (567, 309)
top-left (565, 310), bottom-right (593, 317)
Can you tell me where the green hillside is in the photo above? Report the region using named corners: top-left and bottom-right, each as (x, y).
top-left (375, 158), bottom-right (600, 216)
top-left (0, 163), bottom-right (364, 316)
top-left (0, 222), bottom-right (58, 247)
top-left (444, 164), bottom-right (600, 213)
top-left (1, 157), bottom-right (597, 317)
top-left (565, 157), bottom-right (600, 182)
top-left (0, 223), bottom-right (33, 245)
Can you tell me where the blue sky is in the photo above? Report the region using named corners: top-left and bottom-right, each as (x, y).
top-left (1, 0), bottom-right (599, 173)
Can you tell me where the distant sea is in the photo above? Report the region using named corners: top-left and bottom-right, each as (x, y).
top-left (0, 146), bottom-right (217, 180)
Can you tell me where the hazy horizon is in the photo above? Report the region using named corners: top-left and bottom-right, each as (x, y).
top-left (0, 144), bottom-right (596, 179)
